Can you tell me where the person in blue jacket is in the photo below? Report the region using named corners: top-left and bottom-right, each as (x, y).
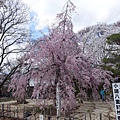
top-left (100, 89), bottom-right (105, 101)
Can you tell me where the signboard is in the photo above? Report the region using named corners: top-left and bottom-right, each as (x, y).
top-left (39, 115), bottom-right (43, 120)
top-left (112, 83), bottom-right (120, 120)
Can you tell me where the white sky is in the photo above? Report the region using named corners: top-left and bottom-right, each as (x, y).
top-left (22, 0), bottom-right (120, 32)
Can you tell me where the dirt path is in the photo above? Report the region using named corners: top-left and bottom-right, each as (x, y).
top-left (0, 99), bottom-right (116, 120)
top-left (73, 100), bottom-right (116, 120)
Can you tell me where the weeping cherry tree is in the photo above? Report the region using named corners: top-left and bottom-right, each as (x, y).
top-left (8, 0), bottom-right (112, 112)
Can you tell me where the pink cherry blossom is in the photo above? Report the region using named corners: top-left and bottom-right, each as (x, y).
top-left (8, 0), bottom-right (112, 112)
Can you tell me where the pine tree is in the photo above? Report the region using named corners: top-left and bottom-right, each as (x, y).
top-left (102, 34), bottom-right (120, 78)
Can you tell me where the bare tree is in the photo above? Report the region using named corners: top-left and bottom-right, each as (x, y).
top-left (0, 0), bottom-right (30, 89)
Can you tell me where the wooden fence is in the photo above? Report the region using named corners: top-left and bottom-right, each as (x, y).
top-left (0, 103), bottom-right (112, 120)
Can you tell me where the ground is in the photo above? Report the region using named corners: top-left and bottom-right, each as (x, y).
top-left (0, 98), bottom-right (116, 120)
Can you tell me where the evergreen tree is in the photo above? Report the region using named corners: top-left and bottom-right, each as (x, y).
top-left (102, 34), bottom-right (120, 78)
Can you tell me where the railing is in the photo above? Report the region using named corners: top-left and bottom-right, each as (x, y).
top-left (0, 103), bottom-right (113, 120)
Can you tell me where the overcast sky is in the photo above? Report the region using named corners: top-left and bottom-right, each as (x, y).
top-left (22, 0), bottom-right (120, 33)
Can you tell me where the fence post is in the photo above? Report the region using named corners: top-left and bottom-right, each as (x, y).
top-left (108, 112), bottom-right (110, 120)
top-left (7, 104), bottom-right (9, 117)
top-left (23, 106), bottom-right (27, 120)
top-left (48, 106), bottom-right (51, 120)
top-left (64, 110), bottom-right (66, 120)
top-left (13, 109), bottom-right (15, 118)
top-left (16, 106), bottom-right (18, 118)
top-left (69, 113), bottom-right (71, 120)
top-left (2, 104), bottom-right (4, 118)
top-left (43, 107), bottom-right (45, 117)
top-left (100, 113), bottom-right (102, 120)
top-left (33, 108), bottom-right (36, 120)
top-left (48, 115), bottom-right (51, 120)
top-left (7, 105), bottom-right (11, 118)
top-left (50, 106), bottom-right (51, 116)
top-left (23, 106), bottom-right (25, 118)
top-left (84, 112), bottom-right (86, 120)
top-left (9, 105), bottom-right (11, 117)
top-left (89, 113), bottom-right (91, 120)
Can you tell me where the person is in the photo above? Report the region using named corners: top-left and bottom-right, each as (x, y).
top-left (100, 89), bottom-right (105, 101)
